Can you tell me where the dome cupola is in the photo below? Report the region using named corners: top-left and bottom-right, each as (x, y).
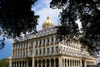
top-left (42, 16), bottom-right (54, 29)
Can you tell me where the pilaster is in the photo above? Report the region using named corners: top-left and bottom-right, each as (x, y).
top-left (59, 57), bottom-right (62, 67)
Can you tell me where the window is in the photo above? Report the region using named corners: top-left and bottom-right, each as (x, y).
top-left (56, 46), bottom-right (58, 53)
top-left (51, 37), bottom-right (53, 42)
top-left (43, 39), bottom-right (45, 44)
top-left (30, 50), bottom-right (32, 55)
top-left (26, 43), bottom-right (28, 47)
top-left (18, 52), bottom-right (19, 57)
top-left (39, 49), bottom-right (41, 55)
top-left (47, 38), bottom-right (49, 43)
top-left (51, 47), bottom-right (54, 53)
top-left (36, 41), bottom-right (38, 45)
top-left (36, 50), bottom-right (38, 55)
top-left (56, 35), bottom-right (58, 41)
top-left (43, 48), bottom-right (45, 54)
top-left (26, 51), bottom-right (28, 55)
top-left (21, 44), bottom-right (22, 48)
top-left (31, 42), bottom-right (33, 46)
top-left (47, 48), bottom-right (49, 54)
top-left (24, 43), bottom-right (25, 47)
top-left (39, 40), bottom-right (41, 44)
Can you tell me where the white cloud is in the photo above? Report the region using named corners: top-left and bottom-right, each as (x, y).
top-left (32, 0), bottom-right (82, 31)
top-left (32, 0), bottom-right (62, 31)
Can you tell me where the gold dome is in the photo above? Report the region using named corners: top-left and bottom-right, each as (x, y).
top-left (42, 16), bottom-right (54, 29)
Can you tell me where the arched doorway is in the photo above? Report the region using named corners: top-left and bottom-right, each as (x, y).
top-left (23, 61), bottom-right (24, 67)
top-left (12, 62), bottom-right (13, 67)
top-left (51, 59), bottom-right (54, 67)
top-left (17, 61), bottom-right (18, 67)
top-left (56, 58), bottom-right (58, 67)
top-left (43, 59), bottom-right (45, 67)
top-left (35, 60), bottom-right (37, 67)
top-left (65, 59), bottom-right (66, 67)
top-left (39, 60), bottom-right (41, 67)
top-left (29, 60), bottom-right (32, 67)
top-left (15, 62), bottom-right (16, 67)
top-left (20, 61), bottom-right (21, 67)
top-left (47, 59), bottom-right (49, 67)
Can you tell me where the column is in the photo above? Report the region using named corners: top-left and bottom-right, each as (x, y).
top-left (45, 60), bottom-right (47, 67)
top-left (25, 43), bottom-right (26, 57)
top-left (22, 44), bottom-right (23, 58)
top-left (16, 61), bottom-right (17, 67)
top-left (27, 60), bottom-right (28, 67)
top-left (54, 35), bottom-right (56, 54)
top-left (80, 59), bottom-right (82, 67)
top-left (45, 37), bottom-right (47, 55)
top-left (33, 40), bottom-right (35, 56)
top-left (66, 59), bottom-right (68, 67)
top-left (49, 59), bottom-right (51, 67)
top-left (41, 38), bottom-right (43, 55)
top-left (38, 39), bottom-right (39, 56)
top-left (64, 59), bottom-right (65, 67)
top-left (49, 36), bottom-right (51, 54)
top-left (84, 60), bottom-right (87, 67)
top-left (32, 57), bottom-right (34, 67)
top-left (17, 45), bottom-right (18, 58)
top-left (9, 57), bottom-right (12, 67)
top-left (59, 57), bottom-right (62, 67)
top-left (28, 42), bottom-right (29, 55)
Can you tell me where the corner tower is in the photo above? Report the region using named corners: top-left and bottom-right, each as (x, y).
top-left (42, 16), bottom-right (54, 29)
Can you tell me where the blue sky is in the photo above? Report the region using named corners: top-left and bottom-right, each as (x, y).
top-left (0, 0), bottom-right (83, 60)
top-left (0, 0), bottom-right (62, 60)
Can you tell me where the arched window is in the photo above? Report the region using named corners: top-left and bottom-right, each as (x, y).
top-left (39, 60), bottom-right (41, 67)
top-left (68, 59), bottom-right (69, 66)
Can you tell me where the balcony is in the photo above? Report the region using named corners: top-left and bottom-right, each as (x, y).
top-left (26, 54), bottom-right (32, 58)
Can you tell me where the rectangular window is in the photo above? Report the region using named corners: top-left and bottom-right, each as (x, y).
top-left (47, 48), bottom-right (49, 54)
top-left (26, 43), bottom-right (28, 47)
top-left (56, 35), bottom-right (58, 41)
top-left (26, 51), bottom-right (28, 55)
top-left (47, 38), bottom-right (49, 43)
top-left (39, 49), bottom-right (41, 55)
top-left (36, 41), bottom-right (38, 45)
top-left (56, 46), bottom-right (58, 53)
top-left (24, 43), bottom-right (25, 47)
top-left (36, 50), bottom-right (38, 55)
top-left (43, 39), bottom-right (45, 44)
top-left (51, 37), bottom-right (53, 42)
top-left (21, 44), bottom-right (22, 48)
top-left (30, 50), bottom-right (32, 55)
top-left (51, 47), bottom-right (54, 53)
top-left (31, 42), bottom-right (33, 46)
top-left (43, 48), bottom-right (45, 54)
top-left (39, 40), bottom-right (41, 44)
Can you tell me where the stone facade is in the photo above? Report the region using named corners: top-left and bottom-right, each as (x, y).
top-left (9, 16), bottom-right (96, 67)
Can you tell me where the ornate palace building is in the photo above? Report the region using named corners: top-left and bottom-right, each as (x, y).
top-left (9, 16), bottom-right (96, 67)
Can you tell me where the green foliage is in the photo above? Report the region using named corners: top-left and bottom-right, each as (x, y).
top-left (0, 58), bottom-right (9, 67)
top-left (0, 0), bottom-right (39, 49)
top-left (0, 0), bottom-right (39, 38)
top-left (50, 0), bottom-right (100, 55)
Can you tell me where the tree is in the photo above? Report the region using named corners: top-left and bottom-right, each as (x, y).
top-left (50, 0), bottom-right (100, 55)
top-left (0, 0), bottom-right (39, 49)
top-left (0, 58), bottom-right (9, 67)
